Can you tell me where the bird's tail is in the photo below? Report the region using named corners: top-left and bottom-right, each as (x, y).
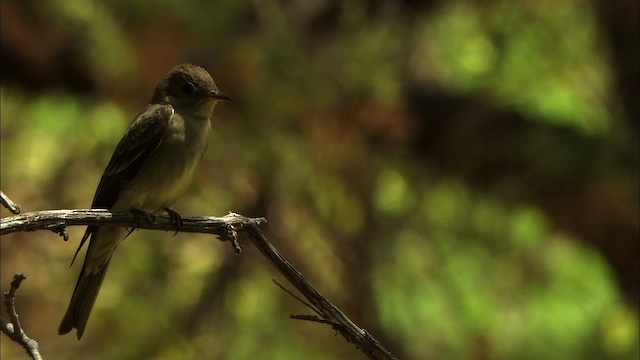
top-left (58, 258), bottom-right (112, 339)
top-left (59, 227), bottom-right (118, 339)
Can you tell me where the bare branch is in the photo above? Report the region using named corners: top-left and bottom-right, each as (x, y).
top-left (1, 191), bottom-right (21, 214)
top-left (243, 222), bottom-right (398, 359)
top-left (1, 274), bottom-right (43, 360)
top-left (0, 209), bottom-right (397, 359)
top-left (0, 209), bottom-right (249, 254)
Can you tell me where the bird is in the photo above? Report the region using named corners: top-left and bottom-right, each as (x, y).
top-left (59, 63), bottom-right (230, 339)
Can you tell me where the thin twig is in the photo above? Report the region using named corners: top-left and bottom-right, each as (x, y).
top-left (1, 191), bottom-right (21, 214)
top-left (1, 274), bottom-right (43, 360)
top-left (289, 313), bottom-right (343, 328)
top-left (273, 279), bottom-right (323, 317)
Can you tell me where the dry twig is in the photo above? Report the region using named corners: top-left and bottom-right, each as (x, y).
top-left (1, 191), bottom-right (21, 214)
top-left (0, 274), bottom-right (43, 360)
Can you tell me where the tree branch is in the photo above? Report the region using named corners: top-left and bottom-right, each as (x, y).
top-left (0, 209), bottom-right (397, 360)
top-left (1, 274), bottom-right (43, 360)
top-left (1, 209), bottom-right (247, 254)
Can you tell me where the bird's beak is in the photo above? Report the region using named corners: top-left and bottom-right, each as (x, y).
top-left (207, 90), bottom-right (232, 101)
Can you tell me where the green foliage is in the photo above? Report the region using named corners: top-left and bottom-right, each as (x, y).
top-left (419, 0), bottom-right (613, 134)
top-left (372, 177), bottom-right (626, 359)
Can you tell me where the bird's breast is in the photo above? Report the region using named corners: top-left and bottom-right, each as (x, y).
top-left (113, 114), bottom-right (211, 212)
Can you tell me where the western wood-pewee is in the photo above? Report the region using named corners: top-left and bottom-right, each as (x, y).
top-left (59, 63), bottom-right (230, 339)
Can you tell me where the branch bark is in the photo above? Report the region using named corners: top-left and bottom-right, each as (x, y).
top-left (1, 209), bottom-right (397, 360)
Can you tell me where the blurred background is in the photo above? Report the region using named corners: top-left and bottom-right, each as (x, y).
top-left (1, 0), bottom-right (638, 359)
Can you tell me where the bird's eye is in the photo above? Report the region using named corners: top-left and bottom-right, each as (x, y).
top-left (182, 82), bottom-right (196, 94)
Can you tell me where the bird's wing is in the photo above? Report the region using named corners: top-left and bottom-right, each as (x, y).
top-left (91, 104), bottom-right (174, 209)
top-left (69, 104), bottom-right (174, 266)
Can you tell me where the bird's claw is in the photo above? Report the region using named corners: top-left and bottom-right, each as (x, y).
top-left (164, 207), bottom-right (183, 235)
top-left (126, 209), bottom-right (156, 239)
top-left (131, 208), bottom-right (156, 224)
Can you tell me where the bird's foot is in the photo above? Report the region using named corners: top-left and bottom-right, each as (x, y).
top-left (125, 209), bottom-right (156, 239)
top-left (131, 208), bottom-right (156, 224)
top-left (164, 207), bottom-right (184, 235)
